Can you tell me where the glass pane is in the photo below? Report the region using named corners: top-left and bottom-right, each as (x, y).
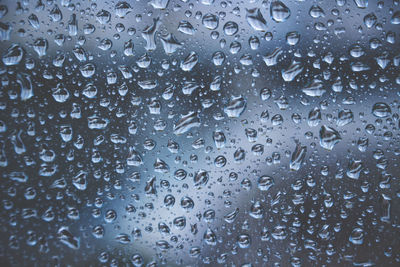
top-left (1, 0), bottom-right (399, 266)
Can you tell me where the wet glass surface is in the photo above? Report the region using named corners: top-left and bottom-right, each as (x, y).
top-left (0, 0), bottom-right (400, 266)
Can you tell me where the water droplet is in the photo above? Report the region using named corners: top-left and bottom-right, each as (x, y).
top-left (372, 102), bottom-right (391, 118)
top-left (246, 8), bottom-right (267, 31)
top-left (173, 111), bottom-right (201, 135)
top-left (290, 143), bottom-right (307, 171)
top-left (223, 21), bottom-right (239, 36)
top-left (194, 170), bottom-right (209, 187)
top-left (257, 175), bottom-right (274, 191)
top-left (202, 13), bottom-right (219, 30)
top-left (224, 95), bottom-right (247, 118)
top-left (270, 1), bottom-right (291, 22)
top-left (319, 125), bottom-right (341, 150)
top-left (349, 228), bottom-right (364, 245)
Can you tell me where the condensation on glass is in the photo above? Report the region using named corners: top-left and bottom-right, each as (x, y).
top-left (0, 0), bottom-right (399, 266)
